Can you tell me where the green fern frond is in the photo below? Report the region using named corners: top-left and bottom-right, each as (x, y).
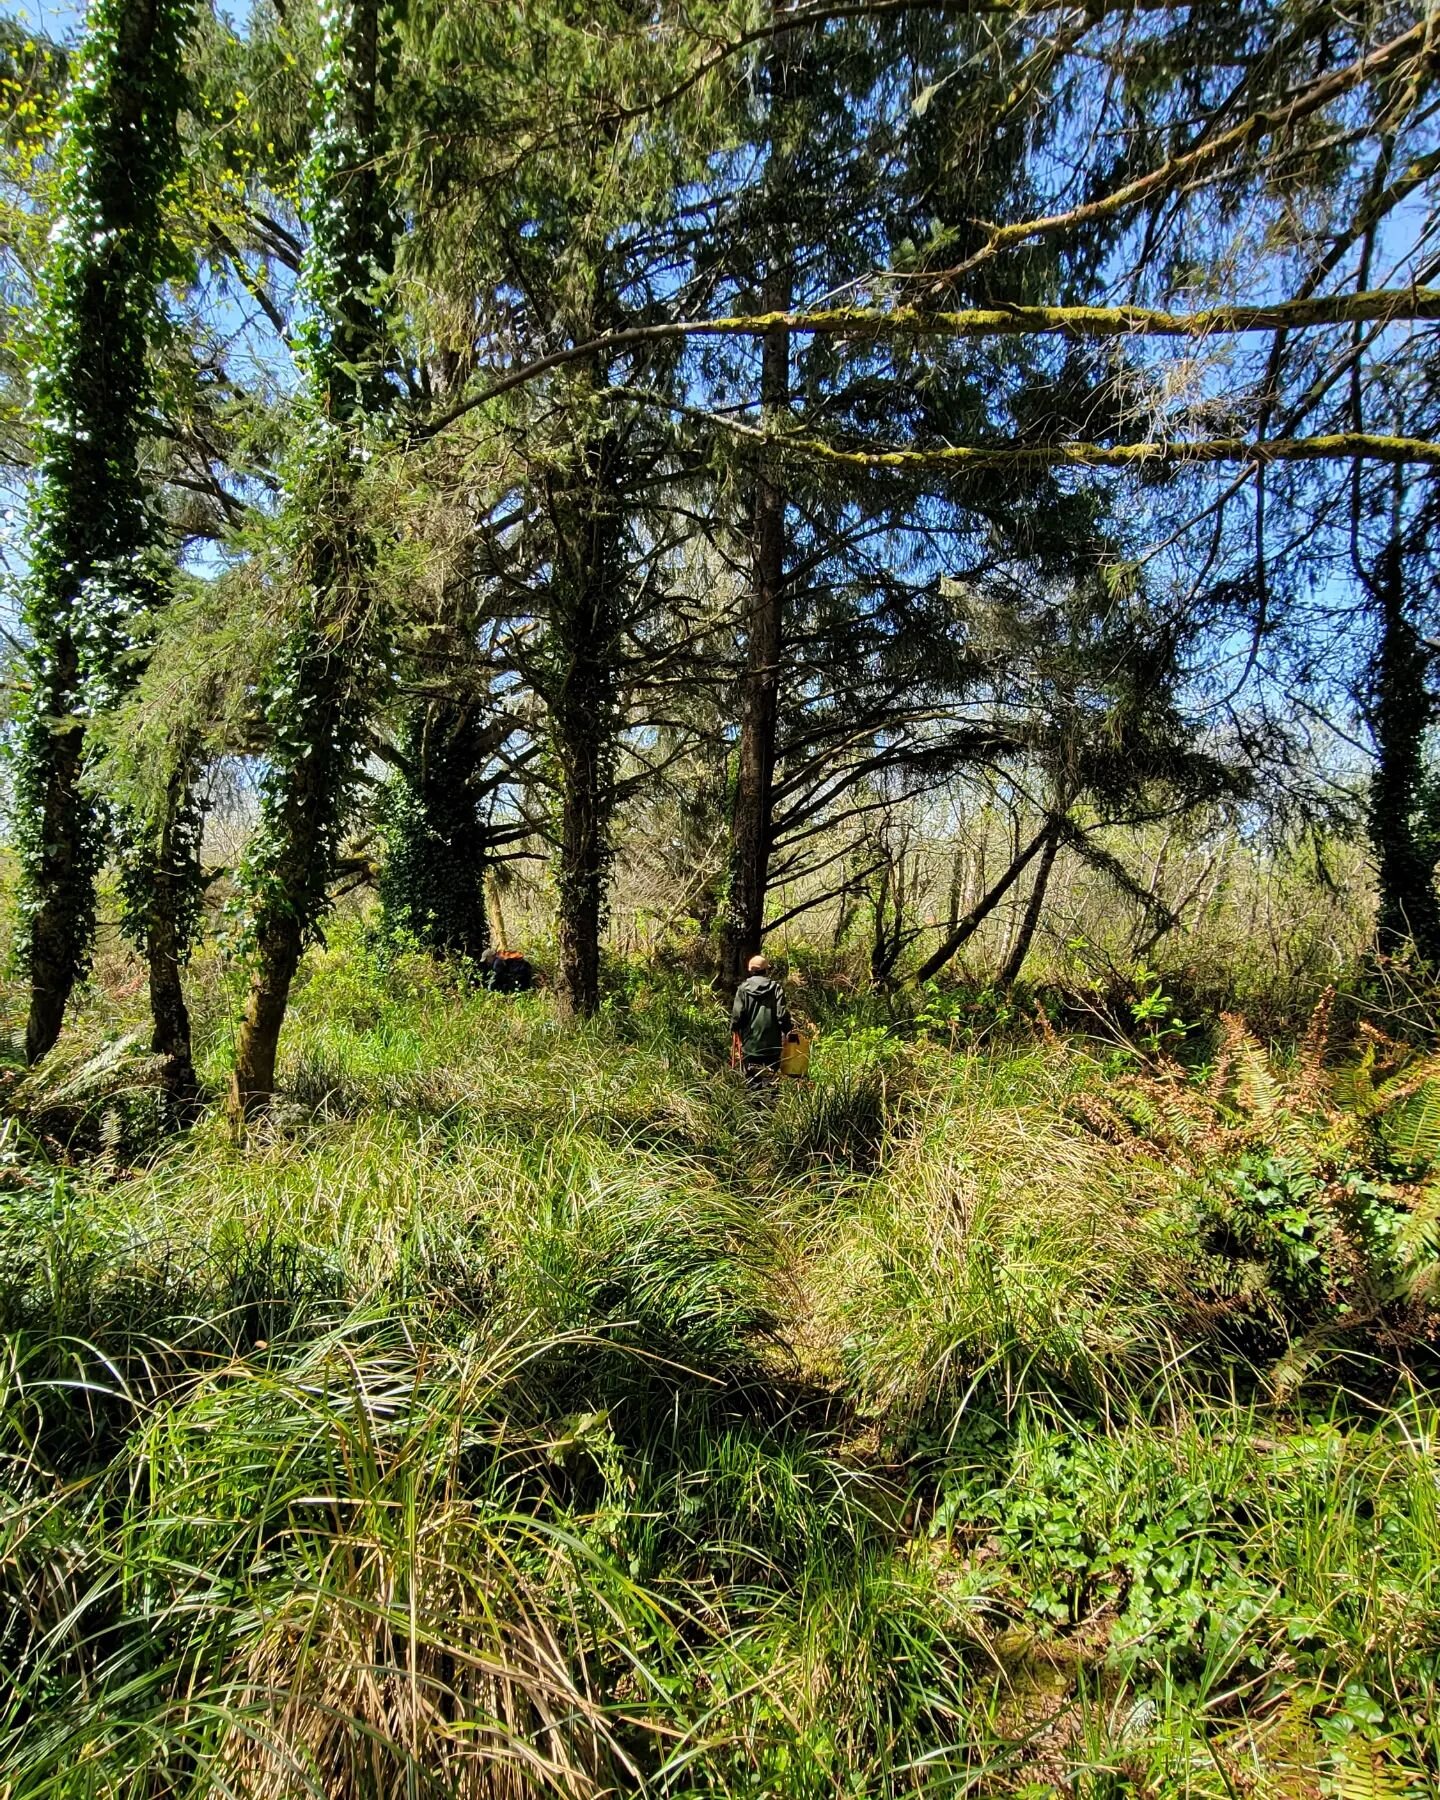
top-left (1396, 1178), bottom-right (1440, 1267)
top-left (1379, 1077), bottom-right (1440, 1171)
top-left (1333, 1042), bottom-right (1378, 1114)
top-left (1233, 1035), bottom-right (1282, 1122)
top-left (1333, 1746), bottom-right (1423, 1800)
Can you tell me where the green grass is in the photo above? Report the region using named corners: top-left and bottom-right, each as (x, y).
top-left (2, 921), bottom-right (1439, 1796)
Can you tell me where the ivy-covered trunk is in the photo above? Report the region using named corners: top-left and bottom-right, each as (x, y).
top-left (228, 0), bottom-right (400, 1125)
top-left (546, 444), bottom-right (622, 1022)
top-left (144, 812), bottom-right (199, 1107)
top-left (380, 701), bottom-right (492, 960)
top-left (13, 0), bottom-right (190, 1063)
top-left (22, 640), bottom-right (91, 1066)
top-left (1369, 534), bottom-right (1440, 965)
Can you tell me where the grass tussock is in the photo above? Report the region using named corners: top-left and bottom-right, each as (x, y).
top-left (810, 1067), bottom-right (1189, 1428)
top-left (3, 923), bottom-right (1440, 1796)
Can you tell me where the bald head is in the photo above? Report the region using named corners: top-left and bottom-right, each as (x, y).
top-left (747, 954), bottom-right (769, 975)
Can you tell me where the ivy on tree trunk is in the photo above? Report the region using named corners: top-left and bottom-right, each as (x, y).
top-left (380, 701), bottom-right (492, 961)
top-left (13, 0), bottom-right (191, 1065)
top-left (229, 0), bottom-right (402, 1125)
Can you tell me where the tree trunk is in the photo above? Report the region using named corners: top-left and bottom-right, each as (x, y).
top-left (230, 928), bottom-right (302, 1120)
top-left (141, 747), bottom-right (203, 1112)
top-left (381, 701), bottom-right (491, 960)
top-left (556, 755), bottom-right (607, 1018)
top-left (552, 569), bottom-right (618, 1020)
top-left (910, 824), bottom-right (1054, 986)
top-left (722, 268), bottom-right (790, 987)
top-left (24, 671), bottom-right (93, 1063)
top-left (998, 820), bottom-right (1062, 987)
top-left (18, 0), bottom-right (190, 1063)
top-left (226, 0), bottom-right (397, 1128)
top-left (147, 889), bottom-right (196, 1113)
top-left (1370, 534), bottom-right (1440, 963)
top-left (548, 441), bottom-right (622, 1022)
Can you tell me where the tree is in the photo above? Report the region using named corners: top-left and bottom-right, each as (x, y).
top-left (11, 0), bottom-right (192, 1064)
top-left (401, 0), bottom-right (719, 1018)
top-left (380, 702), bottom-right (503, 961)
top-left (1364, 518), bottom-right (1440, 964)
top-left (720, 27), bottom-right (794, 987)
top-left (228, 0), bottom-right (403, 1122)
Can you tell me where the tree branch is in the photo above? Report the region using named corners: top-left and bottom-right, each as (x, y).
top-left (413, 287), bottom-right (1440, 442)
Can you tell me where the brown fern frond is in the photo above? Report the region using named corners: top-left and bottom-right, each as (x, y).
top-left (1293, 985), bottom-right (1335, 1108)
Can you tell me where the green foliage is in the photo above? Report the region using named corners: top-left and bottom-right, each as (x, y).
top-left (1377, 1073), bottom-right (1440, 1172)
top-left (1127, 960), bottom-right (1194, 1058)
top-left (10, 0), bottom-right (192, 1014)
top-left (2, 936), bottom-right (1440, 1792)
top-left (236, 0), bottom-right (404, 963)
top-left (767, 1064), bottom-right (891, 1171)
top-left (378, 700), bottom-right (491, 959)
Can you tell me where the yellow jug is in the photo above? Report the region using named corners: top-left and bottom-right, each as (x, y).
top-left (780, 1028), bottom-right (811, 1079)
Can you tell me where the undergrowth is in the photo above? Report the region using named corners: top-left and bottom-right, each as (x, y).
top-left (2, 924), bottom-right (1439, 1797)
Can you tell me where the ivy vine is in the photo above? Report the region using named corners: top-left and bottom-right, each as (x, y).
top-left (380, 702), bottom-right (492, 961)
top-left (11, 0), bottom-right (191, 1055)
top-left (236, 0), bottom-right (403, 956)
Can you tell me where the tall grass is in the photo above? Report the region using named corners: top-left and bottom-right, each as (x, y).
top-left (3, 921), bottom-right (1439, 1795)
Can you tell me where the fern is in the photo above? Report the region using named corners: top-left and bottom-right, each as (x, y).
top-left (1334, 1747), bottom-right (1423, 1800)
top-left (1232, 1033), bottom-right (1283, 1122)
top-left (10, 1031), bottom-right (163, 1115)
top-left (1380, 1081), bottom-right (1440, 1169)
top-left (1396, 1178), bottom-right (1440, 1268)
top-left (1333, 1041), bottom-right (1378, 1114)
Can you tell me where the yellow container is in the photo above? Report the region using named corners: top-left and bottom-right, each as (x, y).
top-left (780, 1029), bottom-right (811, 1079)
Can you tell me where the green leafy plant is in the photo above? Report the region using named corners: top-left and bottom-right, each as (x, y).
top-left (1128, 960), bottom-right (1194, 1058)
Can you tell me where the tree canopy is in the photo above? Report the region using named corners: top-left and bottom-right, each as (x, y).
top-left (2, 0), bottom-right (1438, 1105)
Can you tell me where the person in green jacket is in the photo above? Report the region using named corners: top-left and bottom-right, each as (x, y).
top-left (731, 954), bottom-right (793, 1088)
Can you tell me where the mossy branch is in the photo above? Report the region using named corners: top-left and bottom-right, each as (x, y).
top-left (418, 287), bottom-right (1440, 443)
top-left (765, 430), bottom-right (1440, 473)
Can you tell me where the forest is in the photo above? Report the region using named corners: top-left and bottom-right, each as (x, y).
top-left (2, 0), bottom-right (1440, 1794)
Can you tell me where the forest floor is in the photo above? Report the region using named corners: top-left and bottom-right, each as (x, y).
top-left (2, 921), bottom-right (1439, 1798)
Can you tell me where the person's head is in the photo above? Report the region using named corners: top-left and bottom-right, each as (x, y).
top-left (747, 954), bottom-right (769, 976)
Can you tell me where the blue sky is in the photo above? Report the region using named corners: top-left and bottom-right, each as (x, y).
top-left (8, 2), bottom-right (82, 39)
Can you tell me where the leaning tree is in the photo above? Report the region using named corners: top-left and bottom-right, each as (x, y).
top-left (228, 0), bottom-right (404, 1122)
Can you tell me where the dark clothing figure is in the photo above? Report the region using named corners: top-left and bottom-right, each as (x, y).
top-left (480, 948), bottom-right (534, 993)
top-left (731, 973), bottom-right (792, 1084)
